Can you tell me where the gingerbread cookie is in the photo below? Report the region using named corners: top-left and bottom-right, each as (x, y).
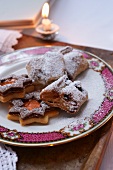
top-left (26, 51), bottom-right (66, 86)
top-left (0, 74), bottom-right (34, 103)
top-left (40, 75), bottom-right (88, 114)
top-left (8, 91), bottom-right (59, 126)
top-left (60, 46), bottom-right (89, 80)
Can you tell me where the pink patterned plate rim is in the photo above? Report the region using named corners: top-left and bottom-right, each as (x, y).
top-left (0, 46), bottom-right (113, 147)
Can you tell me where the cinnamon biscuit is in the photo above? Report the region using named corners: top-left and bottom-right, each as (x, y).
top-left (40, 75), bottom-right (88, 114)
top-left (26, 51), bottom-right (66, 86)
top-left (0, 74), bottom-right (34, 103)
top-left (8, 91), bottom-right (59, 126)
top-left (60, 46), bottom-right (89, 80)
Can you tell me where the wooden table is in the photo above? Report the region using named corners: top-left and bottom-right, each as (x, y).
top-left (12, 35), bottom-right (113, 170)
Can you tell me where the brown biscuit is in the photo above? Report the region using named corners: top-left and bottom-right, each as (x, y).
top-left (60, 46), bottom-right (89, 80)
top-left (8, 91), bottom-right (59, 126)
top-left (26, 51), bottom-right (66, 86)
top-left (40, 75), bottom-right (88, 114)
top-left (0, 74), bottom-right (34, 102)
top-left (7, 110), bottom-right (59, 126)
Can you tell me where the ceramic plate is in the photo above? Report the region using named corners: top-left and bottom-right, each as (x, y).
top-left (0, 46), bottom-right (113, 147)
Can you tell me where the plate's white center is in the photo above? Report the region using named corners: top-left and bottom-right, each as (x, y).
top-left (0, 59), bottom-right (105, 133)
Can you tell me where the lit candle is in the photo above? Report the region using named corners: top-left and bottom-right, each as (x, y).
top-left (41, 3), bottom-right (52, 31)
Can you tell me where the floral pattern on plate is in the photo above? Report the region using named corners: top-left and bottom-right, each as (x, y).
top-left (60, 119), bottom-right (93, 136)
top-left (105, 88), bottom-right (113, 101)
top-left (1, 130), bottom-right (20, 140)
top-left (88, 58), bottom-right (105, 72)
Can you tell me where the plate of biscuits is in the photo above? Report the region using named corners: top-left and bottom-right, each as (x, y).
top-left (0, 46), bottom-right (113, 146)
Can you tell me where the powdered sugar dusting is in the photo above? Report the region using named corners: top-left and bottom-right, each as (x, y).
top-left (26, 51), bottom-right (65, 85)
top-left (41, 75), bottom-right (71, 93)
top-left (9, 91), bottom-right (50, 119)
top-left (41, 75), bottom-right (88, 113)
top-left (64, 51), bottom-right (81, 76)
top-left (63, 50), bottom-right (88, 80)
top-left (0, 74), bottom-right (32, 93)
top-left (61, 81), bottom-right (88, 112)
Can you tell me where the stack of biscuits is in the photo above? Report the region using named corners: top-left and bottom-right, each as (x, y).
top-left (0, 46), bottom-right (89, 126)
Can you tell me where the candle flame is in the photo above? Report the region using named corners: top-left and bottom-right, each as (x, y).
top-left (42, 2), bottom-right (49, 18)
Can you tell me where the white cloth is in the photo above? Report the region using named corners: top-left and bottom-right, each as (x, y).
top-left (0, 143), bottom-right (18, 170)
top-left (0, 29), bottom-right (22, 54)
